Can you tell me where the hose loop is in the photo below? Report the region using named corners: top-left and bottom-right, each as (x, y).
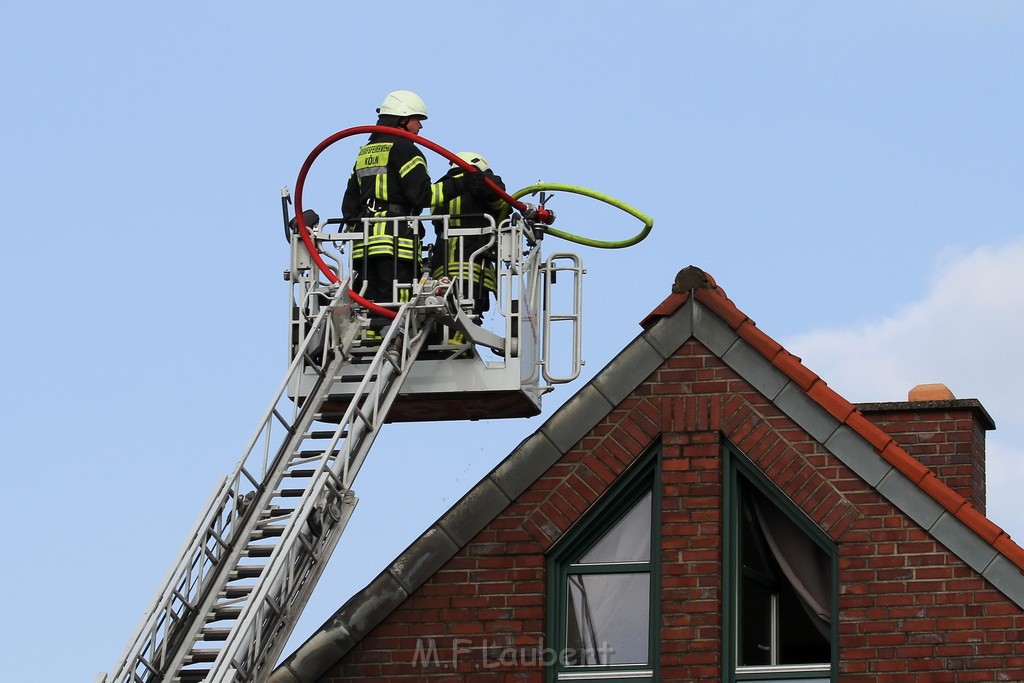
top-left (511, 183), bottom-right (653, 249)
top-left (292, 130), bottom-right (653, 318)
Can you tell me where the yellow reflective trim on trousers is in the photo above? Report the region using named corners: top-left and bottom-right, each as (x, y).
top-left (433, 260), bottom-right (496, 292)
top-left (355, 243), bottom-right (417, 259)
top-left (352, 222), bottom-right (419, 260)
top-left (352, 241), bottom-right (418, 259)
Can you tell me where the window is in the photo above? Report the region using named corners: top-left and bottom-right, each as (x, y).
top-left (724, 444), bottom-right (838, 683)
top-left (547, 447), bottom-right (659, 681)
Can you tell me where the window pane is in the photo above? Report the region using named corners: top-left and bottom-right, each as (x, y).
top-left (565, 573), bottom-right (650, 665)
top-left (578, 492), bottom-right (652, 564)
top-left (777, 577), bottom-right (831, 664)
top-left (740, 576), bottom-right (773, 666)
top-left (738, 480), bottom-right (832, 668)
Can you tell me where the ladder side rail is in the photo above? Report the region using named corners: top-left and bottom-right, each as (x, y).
top-left (238, 490), bottom-right (359, 683)
top-left (246, 312), bottom-right (437, 681)
top-left (338, 294), bottom-right (436, 486)
top-left (105, 291), bottom-right (349, 683)
top-left (284, 288), bottom-right (437, 498)
top-left (206, 295), bottom-right (403, 678)
top-left (201, 348), bottom-right (356, 681)
top-left (541, 253), bottom-right (585, 384)
top-left (107, 473), bottom-right (261, 682)
top-left (165, 342), bottom-right (354, 682)
top-left (212, 295), bottom-right (440, 681)
top-left (234, 290), bottom-right (345, 482)
top-left (104, 476), bottom-right (232, 683)
top-left (159, 302), bottom-right (357, 680)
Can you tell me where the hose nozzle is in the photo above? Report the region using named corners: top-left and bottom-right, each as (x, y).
top-left (520, 203), bottom-right (556, 225)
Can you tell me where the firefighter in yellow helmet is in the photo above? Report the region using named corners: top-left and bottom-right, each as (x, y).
top-left (341, 91), bottom-right (485, 310)
top-left (430, 152), bottom-right (509, 324)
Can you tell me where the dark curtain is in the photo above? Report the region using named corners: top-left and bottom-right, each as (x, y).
top-left (750, 494), bottom-right (832, 639)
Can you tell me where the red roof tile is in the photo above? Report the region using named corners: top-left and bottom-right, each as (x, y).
top-left (771, 350), bottom-right (819, 392)
top-left (736, 319), bottom-right (784, 360)
top-left (662, 267), bottom-right (1024, 576)
top-left (807, 381), bottom-right (857, 423)
top-left (640, 292), bottom-right (689, 329)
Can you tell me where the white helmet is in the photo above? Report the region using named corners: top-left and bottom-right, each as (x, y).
top-left (451, 151), bottom-right (490, 172)
top-left (376, 90), bottom-right (428, 119)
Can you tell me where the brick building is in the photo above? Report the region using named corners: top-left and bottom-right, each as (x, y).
top-left (270, 266), bottom-right (1024, 682)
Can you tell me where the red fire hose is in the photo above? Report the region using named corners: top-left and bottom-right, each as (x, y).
top-left (292, 126), bottom-right (555, 319)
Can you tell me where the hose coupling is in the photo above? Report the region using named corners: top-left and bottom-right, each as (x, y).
top-left (520, 203), bottom-right (556, 226)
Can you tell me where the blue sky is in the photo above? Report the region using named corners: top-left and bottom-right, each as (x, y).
top-left (3, 3), bottom-right (1023, 681)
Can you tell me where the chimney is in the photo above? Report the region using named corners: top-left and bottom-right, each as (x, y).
top-left (855, 384), bottom-right (995, 514)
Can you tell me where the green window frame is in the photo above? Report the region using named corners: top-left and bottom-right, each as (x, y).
top-left (723, 443), bottom-right (839, 683)
top-left (547, 445), bottom-right (661, 682)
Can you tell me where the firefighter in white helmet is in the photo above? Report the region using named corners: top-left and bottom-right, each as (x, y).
top-left (341, 91), bottom-right (485, 318)
top-left (430, 151), bottom-right (509, 334)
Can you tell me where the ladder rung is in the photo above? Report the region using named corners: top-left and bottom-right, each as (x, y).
top-left (262, 506), bottom-right (296, 517)
top-left (211, 606), bottom-right (242, 621)
top-left (200, 627), bottom-right (232, 641)
top-left (185, 649), bottom-right (220, 663)
top-left (296, 450), bottom-right (340, 458)
top-left (231, 565), bottom-right (265, 580)
top-left (222, 584), bottom-right (254, 597)
top-left (286, 468), bottom-right (316, 478)
top-left (250, 527), bottom-right (284, 539)
top-left (118, 294), bottom-right (429, 683)
top-left (246, 545), bottom-right (274, 557)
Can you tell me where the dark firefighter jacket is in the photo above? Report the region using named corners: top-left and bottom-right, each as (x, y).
top-left (341, 132), bottom-right (471, 262)
top-left (430, 168), bottom-right (510, 294)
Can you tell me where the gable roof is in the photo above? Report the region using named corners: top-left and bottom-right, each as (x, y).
top-left (269, 265), bottom-right (1024, 683)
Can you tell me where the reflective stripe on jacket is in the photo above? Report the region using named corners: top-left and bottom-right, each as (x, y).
top-left (430, 170), bottom-right (508, 291)
top-left (342, 132), bottom-right (470, 261)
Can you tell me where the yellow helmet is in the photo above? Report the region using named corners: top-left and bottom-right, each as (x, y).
top-left (376, 90), bottom-right (428, 119)
top-left (451, 151), bottom-right (490, 172)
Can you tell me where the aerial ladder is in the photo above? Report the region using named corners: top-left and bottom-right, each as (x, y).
top-left (100, 127), bottom-right (651, 683)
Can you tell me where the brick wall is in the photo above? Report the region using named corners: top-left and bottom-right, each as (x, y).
top-left (857, 400), bottom-right (994, 514)
top-left (318, 340), bottom-right (1024, 682)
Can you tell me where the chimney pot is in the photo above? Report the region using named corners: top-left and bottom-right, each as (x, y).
top-left (908, 383), bottom-right (956, 402)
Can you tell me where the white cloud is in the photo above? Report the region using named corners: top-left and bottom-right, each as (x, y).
top-left (788, 238), bottom-right (1024, 424)
top-left (785, 238), bottom-right (1024, 540)
top-left (986, 438), bottom-right (1024, 540)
